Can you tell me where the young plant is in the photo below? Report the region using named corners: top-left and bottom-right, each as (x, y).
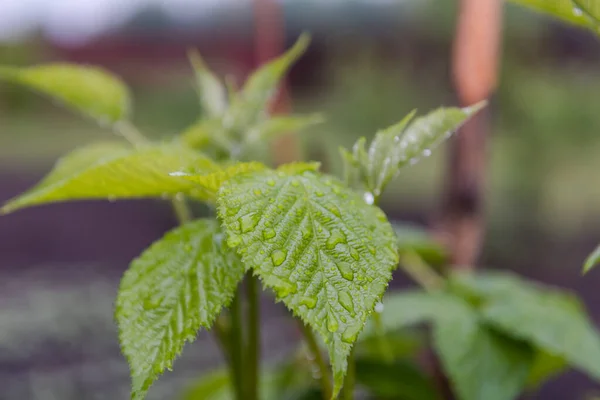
top-left (3, 33), bottom-right (600, 400)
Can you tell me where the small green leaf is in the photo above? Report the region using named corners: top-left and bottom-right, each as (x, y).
top-left (526, 349), bottom-right (567, 390)
top-left (0, 63), bottom-right (130, 123)
top-left (226, 34), bottom-right (310, 131)
top-left (471, 274), bottom-right (600, 382)
top-left (433, 303), bottom-right (534, 400)
top-left (246, 114), bottom-right (324, 144)
top-left (583, 243), bottom-right (600, 274)
top-left (188, 49), bottom-right (227, 118)
top-left (370, 290), bottom-right (469, 333)
top-left (508, 0), bottom-right (600, 32)
top-left (363, 110), bottom-right (416, 194)
top-left (217, 170), bottom-right (398, 398)
top-left (355, 358), bottom-right (440, 400)
top-left (2, 143), bottom-right (217, 213)
top-left (175, 162), bottom-right (267, 199)
top-left (116, 219), bottom-right (245, 400)
top-left (397, 102), bottom-right (486, 169)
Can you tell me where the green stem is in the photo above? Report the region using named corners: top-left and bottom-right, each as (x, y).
top-left (171, 196), bottom-right (193, 223)
top-left (372, 312), bottom-right (393, 363)
top-left (399, 250), bottom-right (445, 292)
top-left (301, 323), bottom-right (332, 400)
top-left (114, 120), bottom-right (149, 147)
top-left (230, 290), bottom-right (245, 400)
top-left (342, 349), bottom-right (355, 400)
top-left (246, 274), bottom-right (261, 400)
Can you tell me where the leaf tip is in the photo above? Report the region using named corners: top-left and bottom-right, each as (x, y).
top-left (464, 99), bottom-right (488, 115)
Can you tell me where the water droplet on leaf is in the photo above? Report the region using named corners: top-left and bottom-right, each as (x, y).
top-left (326, 230), bottom-right (347, 249)
top-left (300, 296), bottom-right (317, 309)
top-left (342, 324), bottom-right (361, 343)
top-left (423, 149), bottom-right (432, 157)
top-left (363, 192), bottom-right (374, 205)
top-left (267, 179), bottom-right (276, 186)
top-left (327, 314), bottom-right (339, 333)
top-left (573, 5), bottom-right (583, 16)
top-left (350, 248), bottom-right (360, 261)
top-left (339, 291), bottom-right (355, 314)
top-left (337, 262), bottom-right (354, 281)
top-left (375, 302), bottom-right (384, 313)
top-left (253, 189), bottom-right (262, 196)
top-left (239, 212), bottom-right (259, 233)
top-left (262, 228), bottom-right (276, 240)
top-left (227, 234), bottom-right (242, 247)
top-left (271, 249), bottom-right (287, 266)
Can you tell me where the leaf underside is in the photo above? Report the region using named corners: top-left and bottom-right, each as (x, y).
top-left (583, 243), bottom-right (600, 273)
top-left (217, 170), bottom-right (398, 398)
top-left (2, 143), bottom-right (217, 213)
top-left (0, 63), bottom-right (130, 123)
top-left (116, 219), bottom-right (245, 400)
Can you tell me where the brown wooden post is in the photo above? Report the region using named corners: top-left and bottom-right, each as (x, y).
top-left (252, 0), bottom-right (299, 165)
top-left (438, 0), bottom-right (503, 268)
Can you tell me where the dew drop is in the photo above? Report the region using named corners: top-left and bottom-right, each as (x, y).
top-left (267, 179), bottom-right (276, 186)
top-left (327, 204), bottom-right (341, 217)
top-left (144, 297), bottom-right (161, 310)
top-left (239, 212), bottom-right (259, 233)
top-left (271, 249), bottom-right (287, 266)
top-left (253, 188), bottom-right (262, 196)
top-left (327, 313), bottom-right (339, 333)
top-left (422, 149), bottom-right (432, 157)
top-left (315, 190), bottom-right (324, 197)
top-left (169, 171), bottom-right (187, 177)
top-left (340, 315), bottom-right (347, 323)
top-left (273, 278), bottom-right (297, 297)
top-left (227, 234), bottom-right (242, 248)
top-left (262, 228), bottom-right (276, 240)
top-left (573, 5), bottom-right (583, 16)
top-left (184, 244), bottom-right (193, 252)
top-left (363, 192), bottom-right (374, 205)
top-left (350, 248), bottom-right (360, 261)
top-left (326, 230), bottom-right (347, 249)
top-left (338, 291), bottom-right (355, 314)
top-left (300, 296), bottom-right (317, 309)
top-left (374, 302), bottom-right (384, 313)
top-left (336, 262), bottom-right (354, 281)
top-left (368, 245), bottom-right (376, 255)
top-left (341, 324), bottom-right (361, 344)
top-left (107, 195), bottom-right (116, 203)
top-left (291, 179), bottom-right (300, 187)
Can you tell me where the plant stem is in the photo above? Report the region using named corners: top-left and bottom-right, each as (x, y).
top-left (230, 290), bottom-right (245, 400)
top-left (246, 274), bottom-right (261, 400)
top-left (171, 196), bottom-right (193, 223)
top-left (114, 120), bottom-right (149, 147)
top-left (301, 323), bottom-right (332, 400)
top-left (342, 348), bottom-right (355, 400)
top-left (399, 251), bottom-right (445, 292)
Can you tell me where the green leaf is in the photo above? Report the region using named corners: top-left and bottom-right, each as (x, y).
top-left (526, 349), bottom-right (567, 390)
top-left (470, 273), bottom-right (600, 382)
top-left (362, 110), bottom-right (416, 195)
top-left (393, 223), bottom-right (448, 267)
top-left (246, 114), bottom-right (324, 144)
top-left (583, 243), bottom-right (600, 273)
top-left (508, 0), bottom-right (600, 32)
top-left (0, 63), bottom-right (130, 123)
top-left (116, 219), bottom-right (245, 400)
top-left (175, 162), bottom-right (267, 200)
top-left (188, 49), bottom-right (227, 118)
top-left (433, 303), bottom-right (534, 400)
top-left (370, 290), bottom-right (469, 333)
top-left (397, 102), bottom-right (486, 169)
top-left (344, 103), bottom-right (485, 197)
top-left (181, 369), bottom-right (232, 400)
top-left (226, 34), bottom-right (310, 131)
top-left (217, 170), bottom-right (398, 398)
top-left (2, 143), bottom-right (217, 213)
top-left (355, 358), bottom-right (440, 400)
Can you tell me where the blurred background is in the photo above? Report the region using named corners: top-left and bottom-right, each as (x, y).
top-left (1, 0), bottom-right (600, 399)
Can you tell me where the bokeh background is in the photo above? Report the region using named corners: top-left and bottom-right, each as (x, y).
top-left (1, 0), bottom-right (600, 399)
